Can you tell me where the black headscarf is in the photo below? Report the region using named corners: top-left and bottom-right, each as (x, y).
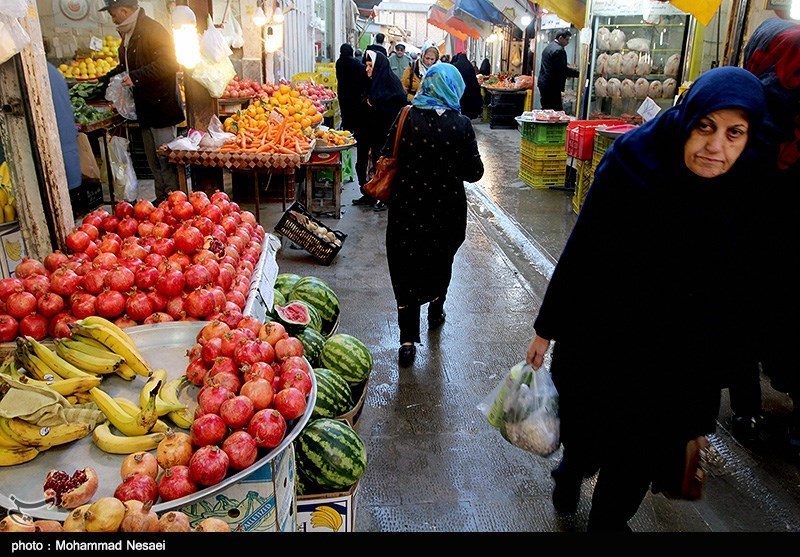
top-left (336, 43), bottom-right (368, 129)
top-left (451, 52), bottom-right (483, 119)
top-left (479, 58), bottom-right (491, 75)
top-left (366, 50), bottom-right (408, 114)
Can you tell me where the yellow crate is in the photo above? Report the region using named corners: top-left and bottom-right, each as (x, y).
top-left (291, 72), bottom-right (316, 84)
top-left (519, 167), bottom-right (566, 189)
top-left (520, 140), bottom-right (568, 160)
top-left (572, 159), bottom-right (594, 214)
top-left (520, 155), bottom-right (567, 176)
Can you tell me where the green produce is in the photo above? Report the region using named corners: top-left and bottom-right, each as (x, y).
top-left (295, 418), bottom-right (366, 491)
top-left (287, 276), bottom-right (340, 332)
top-left (296, 328), bottom-right (326, 367)
top-left (274, 273), bottom-right (302, 299)
top-left (318, 334), bottom-right (372, 385)
top-left (311, 368), bottom-right (354, 419)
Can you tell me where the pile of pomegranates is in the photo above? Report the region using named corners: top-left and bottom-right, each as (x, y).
top-left (0, 191), bottom-right (265, 342)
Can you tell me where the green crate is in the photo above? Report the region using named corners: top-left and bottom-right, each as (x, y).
top-left (520, 140), bottom-right (567, 160)
top-left (519, 121), bottom-right (568, 145)
top-left (519, 167), bottom-right (566, 189)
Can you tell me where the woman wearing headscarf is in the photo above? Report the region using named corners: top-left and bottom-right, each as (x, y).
top-left (525, 66), bottom-right (765, 531)
top-left (381, 63), bottom-right (484, 367)
top-left (401, 40), bottom-right (439, 102)
top-left (478, 57), bottom-right (491, 76)
top-left (352, 50), bottom-right (409, 209)
top-left (336, 44), bottom-right (370, 191)
top-left (451, 52), bottom-right (483, 120)
top-left (742, 18), bottom-right (800, 453)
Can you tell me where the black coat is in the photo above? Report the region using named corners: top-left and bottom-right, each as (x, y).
top-left (383, 108), bottom-right (484, 306)
top-left (106, 12), bottom-right (185, 128)
top-left (362, 44), bottom-right (387, 65)
top-left (452, 53), bottom-right (483, 119)
top-left (335, 53), bottom-right (368, 133)
top-left (537, 40), bottom-right (578, 94)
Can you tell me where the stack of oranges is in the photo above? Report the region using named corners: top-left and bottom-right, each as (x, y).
top-left (224, 84), bottom-right (323, 137)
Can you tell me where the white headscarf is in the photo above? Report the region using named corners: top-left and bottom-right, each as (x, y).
top-left (418, 39), bottom-right (439, 79)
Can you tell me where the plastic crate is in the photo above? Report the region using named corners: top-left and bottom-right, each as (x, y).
top-left (592, 134), bottom-right (616, 168)
top-left (520, 140), bottom-right (567, 160)
top-left (572, 159), bottom-right (594, 214)
top-left (520, 155), bottom-right (567, 176)
top-left (274, 201), bottom-right (347, 265)
top-left (519, 167), bottom-right (566, 189)
top-left (566, 119), bottom-right (625, 160)
top-left (518, 121), bottom-right (568, 145)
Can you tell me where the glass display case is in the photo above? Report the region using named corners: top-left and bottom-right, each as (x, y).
top-left (581, 7), bottom-right (691, 122)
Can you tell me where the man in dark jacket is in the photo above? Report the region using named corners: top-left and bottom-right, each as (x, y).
top-left (362, 32), bottom-right (387, 64)
top-left (100, 0), bottom-right (185, 204)
top-left (538, 30), bottom-right (579, 111)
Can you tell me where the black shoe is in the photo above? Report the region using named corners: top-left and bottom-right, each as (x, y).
top-left (352, 195), bottom-right (373, 206)
top-left (550, 467), bottom-right (581, 515)
top-left (428, 310), bottom-right (446, 330)
top-left (731, 414), bottom-right (761, 445)
top-left (373, 201), bottom-right (387, 212)
top-left (398, 344), bottom-right (416, 368)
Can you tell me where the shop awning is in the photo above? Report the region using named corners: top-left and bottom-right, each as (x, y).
top-left (454, 0), bottom-right (508, 26)
top-left (535, 0), bottom-right (586, 29)
top-left (447, 0), bottom-right (498, 38)
top-left (669, 0), bottom-right (723, 25)
top-left (427, 2), bottom-right (476, 41)
top-left (482, 0), bottom-right (534, 30)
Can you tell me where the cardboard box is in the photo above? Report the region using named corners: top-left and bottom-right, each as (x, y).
top-left (296, 479), bottom-right (359, 532)
top-left (308, 151), bottom-right (341, 165)
top-left (337, 378), bottom-right (368, 432)
top-left (0, 224), bottom-right (26, 280)
top-left (179, 444), bottom-right (297, 532)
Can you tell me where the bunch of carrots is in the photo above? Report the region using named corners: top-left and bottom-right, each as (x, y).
top-left (218, 102), bottom-right (313, 155)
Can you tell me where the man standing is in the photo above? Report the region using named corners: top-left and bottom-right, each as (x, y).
top-left (99, 0), bottom-right (185, 205)
top-left (388, 43), bottom-right (410, 81)
top-left (362, 32), bottom-right (387, 63)
top-left (537, 30), bottom-right (579, 111)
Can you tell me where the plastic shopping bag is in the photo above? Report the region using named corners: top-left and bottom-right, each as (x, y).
top-left (108, 135), bottom-right (139, 201)
top-left (0, 14), bottom-right (29, 66)
top-left (199, 114), bottom-right (235, 149)
top-left (222, 16), bottom-right (244, 49)
top-left (200, 16), bottom-right (232, 63)
top-left (478, 360), bottom-right (560, 457)
top-left (105, 73), bottom-right (137, 120)
top-left (190, 53), bottom-right (235, 99)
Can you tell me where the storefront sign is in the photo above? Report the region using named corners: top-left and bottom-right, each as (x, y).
top-left (592, 0), bottom-right (685, 16)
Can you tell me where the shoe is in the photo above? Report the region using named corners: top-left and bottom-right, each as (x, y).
top-left (428, 310), bottom-right (446, 330)
top-left (731, 414), bottom-right (760, 445)
top-left (398, 344), bottom-right (416, 368)
top-left (550, 467), bottom-right (581, 515)
top-left (352, 195), bottom-right (374, 206)
top-left (373, 201), bottom-right (387, 212)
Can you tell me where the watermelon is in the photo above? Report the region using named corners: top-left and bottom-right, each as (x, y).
top-left (311, 368), bottom-right (354, 418)
top-left (288, 277), bottom-right (340, 332)
top-left (272, 290), bottom-right (286, 309)
top-left (297, 328), bottom-right (326, 367)
top-left (295, 418), bottom-right (366, 491)
top-left (274, 302), bottom-right (311, 333)
top-left (289, 300), bottom-right (322, 333)
top-left (274, 273), bottom-right (302, 299)
top-left (319, 334), bottom-right (373, 385)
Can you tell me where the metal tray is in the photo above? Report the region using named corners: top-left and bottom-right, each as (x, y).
top-left (0, 321), bottom-right (316, 520)
top-left (313, 140), bottom-right (356, 153)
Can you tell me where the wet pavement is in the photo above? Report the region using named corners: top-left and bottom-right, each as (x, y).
top-left (255, 121), bottom-right (800, 533)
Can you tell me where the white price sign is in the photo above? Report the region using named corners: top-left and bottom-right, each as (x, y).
top-left (89, 36), bottom-right (104, 52)
top-left (592, 0), bottom-right (685, 16)
top-left (637, 96), bottom-right (662, 122)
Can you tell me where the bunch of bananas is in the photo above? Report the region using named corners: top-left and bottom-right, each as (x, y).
top-left (309, 505), bottom-right (344, 531)
top-left (0, 161), bottom-right (16, 223)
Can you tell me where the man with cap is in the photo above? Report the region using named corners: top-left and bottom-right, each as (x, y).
top-left (388, 43), bottom-right (410, 81)
top-left (99, 0), bottom-right (185, 205)
top-left (537, 30), bottom-right (579, 111)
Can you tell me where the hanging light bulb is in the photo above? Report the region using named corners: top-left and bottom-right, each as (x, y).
top-left (171, 5), bottom-right (200, 69)
top-left (791, 0), bottom-right (800, 20)
top-left (520, 14), bottom-right (532, 27)
top-left (253, 6), bottom-right (267, 27)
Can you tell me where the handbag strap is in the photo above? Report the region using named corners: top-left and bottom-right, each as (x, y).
top-left (391, 105), bottom-right (411, 158)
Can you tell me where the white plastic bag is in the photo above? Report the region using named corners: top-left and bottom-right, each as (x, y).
top-left (105, 73), bottom-right (137, 120)
top-left (108, 135), bottom-right (138, 201)
top-left (190, 53), bottom-right (236, 98)
top-left (200, 16), bottom-right (232, 63)
top-left (167, 129), bottom-right (205, 151)
top-left (0, 0), bottom-right (27, 19)
top-left (478, 360), bottom-right (560, 457)
top-left (222, 16), bottom-right (244, 50)
top-left (0, 14), bottom-right (29, 65)
top-left (199, 114), bottom-right (235, 149)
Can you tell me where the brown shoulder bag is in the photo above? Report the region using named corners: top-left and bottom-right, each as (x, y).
top-left (363, 105), bottom-right (411, 203)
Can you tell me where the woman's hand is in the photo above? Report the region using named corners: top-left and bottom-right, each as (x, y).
top-left (526, 335), bottom-right (551, 370)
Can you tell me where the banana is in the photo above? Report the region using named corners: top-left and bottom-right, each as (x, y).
top-left (113, 397), bottom-right (170, 433)
top-left (15, 346), bottom-right (63, 382)
top-left (0, 446), bottom-right (39, 466)
top-left (114, 363), bottom-right (137, 382)
top-left (89, 386), bottom-right (159, 437)
top-left (160, 377), bottom-right (194, 430)
top-left (72, 323), bottom-right (152, 377)
top-left (0, 425), bottom-right (27, 448)
top-left (310, 506), bottom-right (343, 531)
top-left (91, 422), bottom-right (165, 455)
top-left (140, 370), bottom-right (185, 417)
top-left (0, 417), bottom-right (91, 449)
top-left (23, 337), bottom-right (92, 379)
top-left (68, 333), bottom-right (111, 351)
top-left (54, 339), bottom-right (121, 375)
top-left (14, 375), bottom-right (102, 397)
top-left (58, 337), bottom-right (125, 364)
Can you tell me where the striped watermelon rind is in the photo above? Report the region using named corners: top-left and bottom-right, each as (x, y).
top-left (288, 277), bottom-right (341, 331)
top-left (311, 368), bottom-right (354, 418)
top-left (319, 333), bottom-right (373, 385)
top-left (295, 418), bottom-right (366, 491)
top-left (297, 328), bottom-right (327, 367)
top-left (289, 299), bottom-right (323, 333)
top-left (272, 289), bottom-right (286, 310)
top-left (275, 273), bottom-right (302, 299)
top-left (274, 302), bottom-right (312, 334)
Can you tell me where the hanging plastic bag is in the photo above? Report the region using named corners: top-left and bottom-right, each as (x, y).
top-left (105, 73), bottom-right (137, 120)
top-left (200, 16), bottom-right (232, 63)
top-left (222, 16), bottom-right (244, 50)
top-left (199, 114), bottom-right (235, 149)
top-left (190, 53), bottom-right (235, 99)
top-left (0, 0), bottom-right (28, 19)
top-left (108, 135), bottom-right (139, 201)
top-left (478, 360), bottom-right (560, 457)
top-left (0, 14), bottom-right (30, 65)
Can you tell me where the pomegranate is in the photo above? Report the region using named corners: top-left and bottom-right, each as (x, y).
top-left (33, 519), bottom-right (64, 532)
top-left (48, 268), bottom-right (81, 297)
top-left (281, 357), bottom-right (312, 377)
top-left (100, 215), bottom-right (119, 233)
top-left (168, 251), bottom-right (192, 271)
top-left (0, 514), bottom-right (36, 533)
top-left (247, 409), bottom-right (287, 449)
top-left (191, 413), bottom-right (228, 447)
top-left (188, 445), bottom-right (230, 487)
top-left (218, 307), bottom-right (244, 329)
top-left (259, 321), bottom-right (288, 346)
top-left (134, 199), bottom-right (155, 220)
top-left (197, 319), bottom-right (231, 345)
top-left (220, 329), bottom-right (247, 357)
top-left (98, 235), bottom-right (122, 255)
top-left (151, 236), bottom-right (176, 257)
top-left (222, 430), bottom-right (258, 470)
top-left (79, 222), bottom-right (100, 241)
top-left (81, 267), bottom-right (109, 294)
top-left (205, 371), bottom-right (242, 394)
top-left (134, 266), bottom-right (159, 291)
top-left (187, 342), bottom-right (203, 361)
top-left (197, 384), bottom-right (231, 416)
top-left (185, 288), bottom-right (215, 318)
top-left (48, 312), bottom-right (77, 338)
top-left (115, 315), bottom-right (139, 328)
top-left (119, 500), bottom-right (160, 533)
top-left (234, 339), bottom-right (268, 368)
top-left (226, 289), bottom-right (246, 310)
top-left (117, 217), bottom-right (139, 238)
top-left (189, 191), bottom-right (211, 213)
top-left (92, 251), bottom-right (118, 270)
top-left (200, 337), bottom-right (223, 365)
top-left (166, 294), bottom-right (186, 320)
top-left (156, 430), bottom-right (194, 469)
top-left (242, 362), bottom-right (275, 384)
top-left (143, 312), bottom-right (174, 324)
top-left (43, 467), bottom-right (99, 509)
top-left (105, 265), bottom-right (135, 291)
top-left (0, 277), bottom-right (22, 301)
top-left (274, 337), bottom-right (305, 361)
top-left (237, 316), bottom-right (262, 338)
top-left (157, 465), bottom-right (198, 501)
top-left (173, 224), bottom-right (204, 254)
top-left (158, 511), bottom-right (191, 532)
top-left (19, 313), bottom-right (48, 340)
top-left (185, 358), bottom-right (209, 386)
top-left (200, 203), bottom-right (223, 224)
top-left (69, 292), bottom-right (97, 319)
top-left (96, 289), bottom-right (126, 319)
top-left (65, 230), bottom-right (91, 253)
top-left (114, 473), bottom-right (159, 505)
top-left (273, 387), bottom-right (308, 420)
top-left (84, 496), bottom-right (126, 532)
top-left (126, 291), bottom-right (154, 322)
top-left (23, 273), bottom-right (50, 297)
top-left (156, 269), bottom-right (185, 297)
top-left (172, 200), bottom-right (195, 221)
top-left (114, 200), bottom-right (134, 219)
top-left (5, 291), bottom-right (36, 320)
top-left (120, 451), bottom-right (159, 481)
top-left (219, 394), bottom-right (254, 429)
top-left (208, 356), bottom-right (237, 379)
top-left (147, 290), bottom-right (168, 312)
top-left (138, 221), bottom-right (155, 237)
top-left (0, 314), bottom-right (19, 342)
top-left (62, 504), bottom-right (90, 532)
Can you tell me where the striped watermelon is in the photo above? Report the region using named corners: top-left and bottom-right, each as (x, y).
top-left (295, 418), bottom-right (366, 491)
top-left (272, 289), bottom-right (286, 309)
top-left (289, 300), bottom-right (322, 333)
top-left (288, 277), bottom-right (340, 332)
top-left (319, 334), bottom-right (372, 385)
top-left (312, 368), bottom-right (354, 418)
top-left (274, 273), bottom-right (302, 299)
top-left (297, 328), bottom-right (326, 367)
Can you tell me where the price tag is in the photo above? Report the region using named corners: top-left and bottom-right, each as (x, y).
top-left (637, 97), bottom-right (661, 122)
top-left (89, 36), bottom-right (104, 52)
